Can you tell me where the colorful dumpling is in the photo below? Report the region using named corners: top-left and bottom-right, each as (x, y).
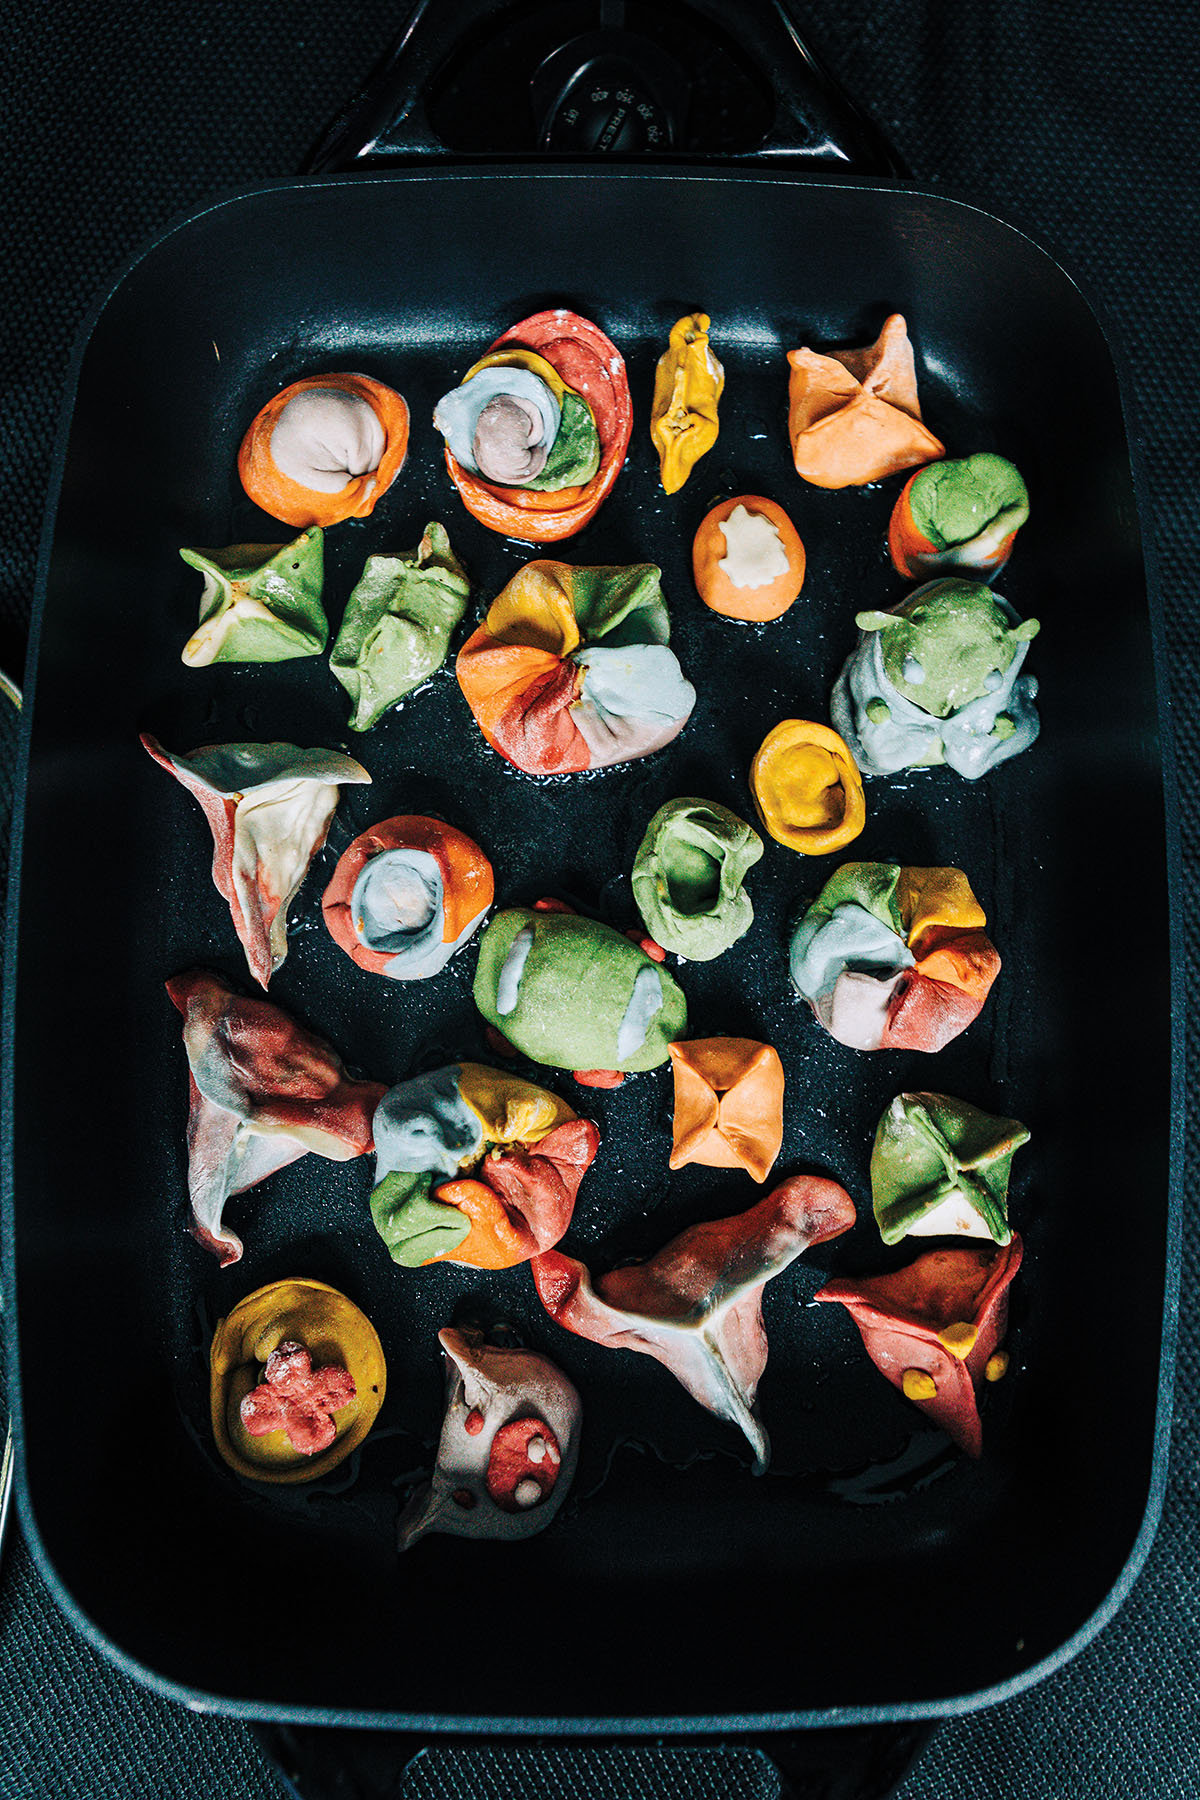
top-left (650, 312), bottom-right (724, 494)
top-left (787, 313), bottom-right (945, 489)
top-left (369, 1062), bottom-right (600, 1268)
top-left (815, 1237), bottom-right (1023, 1457)
top-left (692, 494), bottom-right (806, 622)
top-left (871, 1092), bottom-right (1029, 1246)
top-left (179, 529), bottom-right (327, 666)
top-left (210, 1278), bottom-right (386, 1483)
top-left (532, 1175), bottom-right (856, 1472)
top-left (434, 309), bottom-right (632, 541)
top-left (142, 735), bottom-right (370, 988)
top-left (789, 862), bottom-right (1001, 1053)
top-left (322, 815), bottom-right (493, 981)
top-left (328, 522), bottom-right (469, 731)
top-left (167, 970), bottom-right (385, 1266)
top-left (631, 797), bottom-right (762, 961)
top-left (237, 372), bottom-right (410, 528)
top-left (473, 904), bottom-right (687, 1084)
top-left (399, 1327), bottom-right (580, 1547)
top-left (668, 1038), bottom-right (785, 1183)
top-left (456, 560), bottom-right (695, 775)
top-left (830, 579), bottom-right (1041, 780)
top-left (888, 453), bottom-right (1029, 580)
top-left (750, 719), bottom-right (865, 855)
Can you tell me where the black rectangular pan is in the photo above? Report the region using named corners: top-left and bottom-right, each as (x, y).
top-left (1, 76), bottom-right (1181, 1747)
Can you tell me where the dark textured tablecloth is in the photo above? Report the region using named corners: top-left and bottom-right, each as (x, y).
top-left (2, 2), bottom-right (1196, 1795)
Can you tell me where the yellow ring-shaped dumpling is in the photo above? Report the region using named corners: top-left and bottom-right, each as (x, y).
top-left (750, 719), bottom-right (866, 855)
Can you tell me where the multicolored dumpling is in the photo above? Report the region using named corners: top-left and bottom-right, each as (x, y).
top-left (369, 1061), bottom-right (599, 1269)
top-left (237, 372), bottom-right (410, 528)
top-left (871, 1092), bottom-right (1029, 1246)
top-left (888, 454), bottom-right (1029, 580)
top-left (789, 862), bottom-right (1000, 1053)
top-left (178, 530), bottom-right (328, 666)
top-left (473, 904), bottom-right (687, 1084)
top-left (142, 735), bottom-right (370, 988)
top-left (210, 1278), bottom-right (386, 1484)
top-left (456, 560), bottom-right (695, 775)
top-left (830, 579), bottom-right (1041, 780)
top-left (322, 815), bottom-right (493, 981)
top-left (399, 1327), bottom-right (580, 1547)
top-left (815, 1238), bottom-right (1023, 1457)
top-left (434, 309), bottom-right (632, 541)
top-left (532, 1176), bottom-right (856, 1473)
top-left (167, 970), bottom-right (385, 1266)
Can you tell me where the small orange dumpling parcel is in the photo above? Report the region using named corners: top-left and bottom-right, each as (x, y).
top-left (787, 313), bottom-right (945, 489)
top-left (669, 1038), bottom-right (785, 1183)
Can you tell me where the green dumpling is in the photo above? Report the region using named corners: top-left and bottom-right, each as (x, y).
top-left (474, 907), bottom-right (687, 1075)
top-left (329, 522), bottom-right (470, 731)
top-left (871, 1091), bottom-right (1029, 1246)
top-left (180, 528), bottom-right (327, 666)
top-left (631, 797), bottom-right (762, 961)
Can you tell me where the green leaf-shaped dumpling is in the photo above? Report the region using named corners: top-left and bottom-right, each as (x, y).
top-left (330, 522), bottom-right (469, 731)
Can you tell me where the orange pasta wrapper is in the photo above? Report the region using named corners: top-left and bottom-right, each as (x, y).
top-left (669, 1038), bottom-right (785, 1183)
top-left (787, 314), bottom-right (944, 489)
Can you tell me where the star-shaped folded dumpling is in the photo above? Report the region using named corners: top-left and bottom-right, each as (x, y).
top-left (168, 970), bottom-right (386, 1267)
top-left (668, 1038), bottom-right (784, 1182)
top-left (787, 313), bottom-right (945, 489)
top-left (179, 529), bottom-right (328, 665)
top-left (871, 1091), bottom-right (1029, 1245)
top-left (142, 734), bottom-right (370, 988)
top-left (815, 1237), bottom-right (1023, 1457)
top-left (532, 1175), bottom-right (856, 1472)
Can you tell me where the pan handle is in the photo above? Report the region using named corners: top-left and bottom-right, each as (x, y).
top-left (305, 0), bottom-right (902, 176)
top-left (258, 1719), bottom-right (933, 1799)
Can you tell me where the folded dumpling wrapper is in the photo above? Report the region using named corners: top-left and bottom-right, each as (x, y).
top-left (210, 1277), bottom-right (386, 1483)
top-left (532, 1175), bottom-right (857, 1472)
top-left (167, 969), bottom-right (386, 1267)
top-left (789, 861), bottom-right (1000, 1053)
top-left (787, 313), bottom-right (945, 489)
top-left (179, 529), bottom-right (328, 666)
top-left (142, 734), bottom-right (370, 988)
top-left (815, 1237), bottom-right (1023, 1457)
top-left (872, 1091), bottom-right (1029, 1245)
top-left (474, 905), bottom-right (688, 1078)
top-left (322, 814), bottom-right (493, 981)
top-left (237, 372), bottom-right (410, 528)
top-left (438, 309), bottom-right (632, 542)
top-left (369, 1061), bottom-right (599, 1269)
top-left (668, 1038), bottom-right (785, 1182)
top-left (329, 522), bottom-right (470, 731)
top-left (888, 453), bottom-right (1029, 581)
top-left (456, 559), bottom-right (695, 775)
top-left (631, 796), bottom-right (762, 961)
top-left (830, 580), bottom-right (1041, 780)
top-left (399, 1327), bottom-right (581, 1547)
top-left (650, 312), bottom-right (724, 494)
top-left (750, 719), bottom-right (865, 856)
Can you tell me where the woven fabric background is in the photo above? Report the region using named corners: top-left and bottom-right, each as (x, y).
top-left (1, 1), bottom-right (1196, 1795)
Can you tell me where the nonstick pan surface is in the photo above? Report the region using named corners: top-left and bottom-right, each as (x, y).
top-left (3, 168), bottom-right (1176, 1728)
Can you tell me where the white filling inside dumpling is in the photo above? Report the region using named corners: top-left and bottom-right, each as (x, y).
top-left (269, 387), bottom-right (386, 493)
